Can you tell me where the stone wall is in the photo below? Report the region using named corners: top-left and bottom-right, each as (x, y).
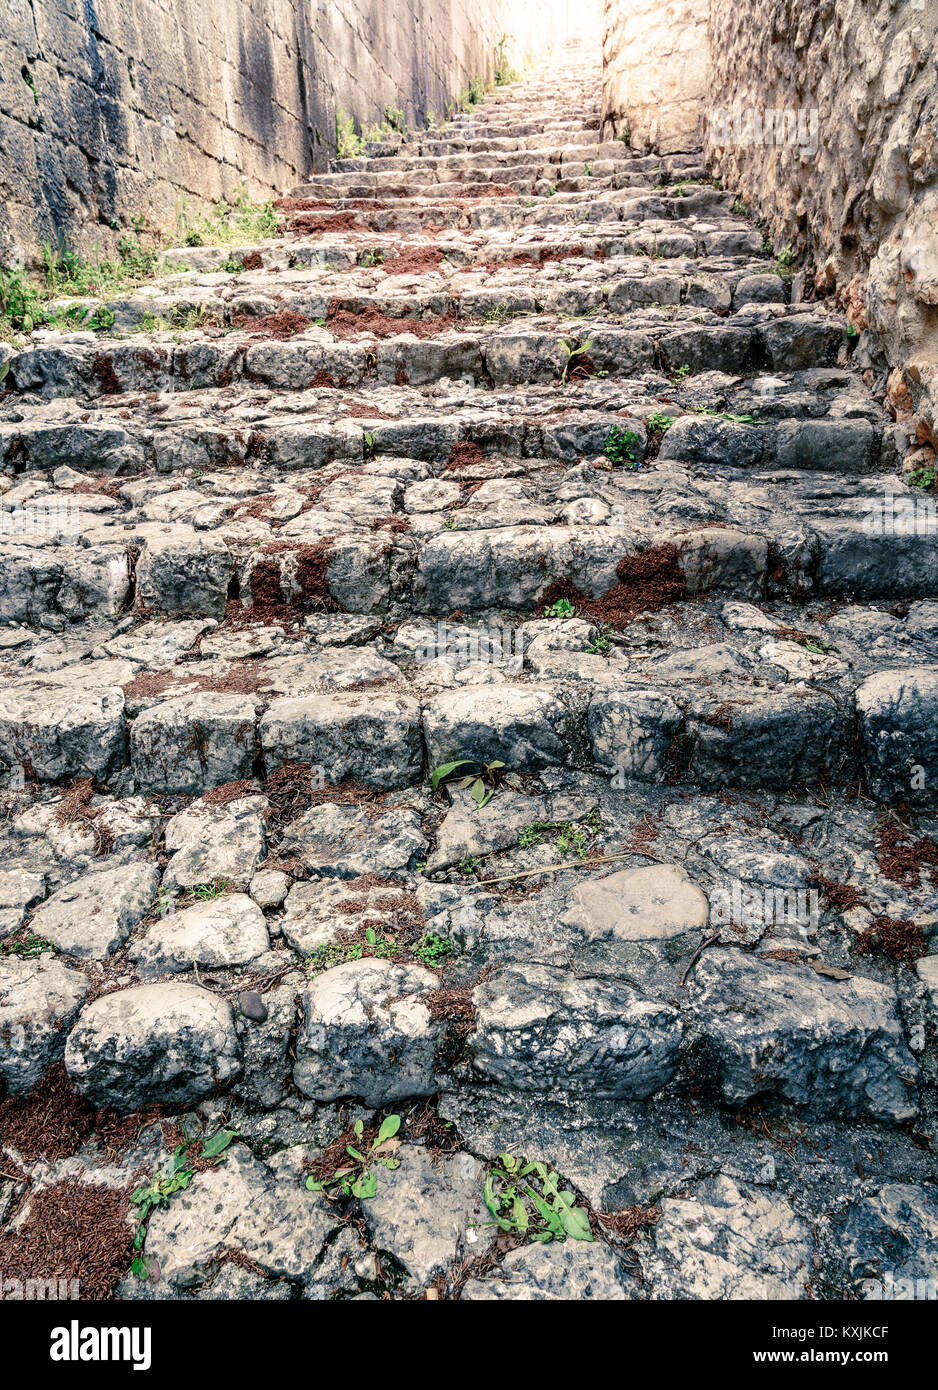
top-left (601, 0), bottom-right (710, 153)
top-left (0, 0), bottom-right (572, 265)
top-left (705, 0), bottom-right (938, 450)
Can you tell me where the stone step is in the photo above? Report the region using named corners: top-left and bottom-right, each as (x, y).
top-left (3, 305), bottom-right (847, 401)
top-left (143, 222), bottom-right (773, 280)
top-left (0, 596), bottom-right (936, 804)
top-left (44, 252), bottom-right (787, 338)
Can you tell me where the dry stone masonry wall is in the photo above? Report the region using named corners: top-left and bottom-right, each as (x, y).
top-left (602, 0), bottom-right (938, 468)
top-left (0, 0), bottom-right (572, 264)
top-left (705, 0), bottom-right (938, 457)
top-left (601, 0), bottom-right (710, 153)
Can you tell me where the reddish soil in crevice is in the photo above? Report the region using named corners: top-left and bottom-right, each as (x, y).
top-left (53, 776), bottom-right (114, 855)
top-left (242, 539), bottom-right (343, 623)
top-left (477, 245), bottom-right (587, 272)
top-left (339, 399), bottom-right (395, 419)
top-left (240, 251), bottom-right (263, 271)
top-left (0, 1179), bottom-right (135, 1300)
top-left (325, 298), bottom-right (456, 340)
top-left (381, 244), bottom-right (446, 276)
top-left (91, 354), bottom-right (122, 395)
top-left (468, 184), bottom-right (519, 198)
top-left (875, 814), bottom-right (938, 885)
top-left (231, 310), bottom-right (311, 340)
top-left (0, 1063), bottom-right (163, 1165)
top-left (445, 440), bottom-right (487, 470)
top-left (263, 763), bottom-right (389, 840)
top-left (200, 779), bottom-right (259, 806)
top-left (288, 212), bottom-right (366, 236)
top-left (72, 476), bottom-right (124, 501)
top-left (856, 915), bottom-right (927, 965)
top-left (814, 875), bottom-right (867, 914)
top-left (537, 544), bottom-right (687, 630)
top-left (122, 660), bottom-right (270, 701)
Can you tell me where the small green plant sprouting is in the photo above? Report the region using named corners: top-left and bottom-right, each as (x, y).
top-left (467, 74), bottom-right (487, 105)
top-left (493, 35), bottom-right (519, 86)
top-left (559, 338), bottom-right (594, 385)
top-left (431, 758), bottom-right (506, 808)
top-left (0, 933), bottom-right (56, 959)
top-left (22, 67), bottom-right (39, 105)
top-left (412, 932), bottom-right (453, 967)
top-left (692, 408), bottom-right (758, 424)
top-left (603, 425), bottom-right (640, 468)
top-left (89, 304), bottom-right (115, 333)
top-left (671, 363), bottom-right (692, 383)
top-left (306, 1115), bottom-right (402, 1200)
top-left (909, 465), bottom-right (937, 490)
top-left (131, 1129), bottom-right (236, 1279)
top-left (156, 885), bottom-right (176, 918)
top-left (482, 1153), bottom-right (593, 1243)
top-left (543, 596), bottom-right (576, 619)
top-left (774, 243), bottom-right (795, 278)
top-left (188, 880), bottom-right (226, 901)
top-left (336, 108), bottom-right (363, 158)
top-left (645, 410), bottom-right (674, 438)
top-left (518, 811), bottom-right (600, 858)
top-left (584, 163), bottom-right (593, 178)
top-left (0, 266), bottom-right (45, 335)
top-left (587, 625), bottom-right (613, 655)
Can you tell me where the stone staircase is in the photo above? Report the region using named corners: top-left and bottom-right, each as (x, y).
top-left (1, 39), bottom-right (936, 1302)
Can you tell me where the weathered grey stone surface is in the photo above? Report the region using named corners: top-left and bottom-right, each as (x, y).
top-left (0, 25), bottom-right (935, 1308)
top-left (461, 1239), bottom-right (635, 1300)
top-left (250, 868), bottom-right (292, 910)
top-left (856, 668), bottom-right (938, 808)
top-left (294, 958), bottom-right (444, 1105)
top-left (427, 787), bottom-right (597, 872)
top-left (233, 978), bottom-right (299, 1110)
top-left (139, 1144), bottom-right (338, 1291)
top-left (29, 861), bottom-right (160, 960)
top-left (260, 695), bottom-right (421, 789)
top-left (559, 865), bottom-right (709, 942)
top-left (64, 982), bottom-right (242, 1111)
top-left (424, 686), bottom-right (569, 770)
top-left (130, 893), bottom-right (269, 975)
top-left (0, 953), bottom-right (89, 1096)
top-left (640, 1175), bottom-right (813, 1299)
top-left (0, 682), bottom-right (125, 783)
top-left (689, 949), bottom-right (919, 1123)
top-left (278, 805), bottom-right (427, 879)
top-left (588, 689), bottom-right (683, 780)
top-left (839, 1184), bottom-right (938, 1289)
top-left (362, 1147), bottom-right (492, 1286)
top-left (469, 962), bottom-right (683, 1099)
top-left (131, 693), bottom-right (257, 795)
top-left (281, 878), bottom-right (418, 955)
top-left (163, 796), bottom-right (267, 890)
